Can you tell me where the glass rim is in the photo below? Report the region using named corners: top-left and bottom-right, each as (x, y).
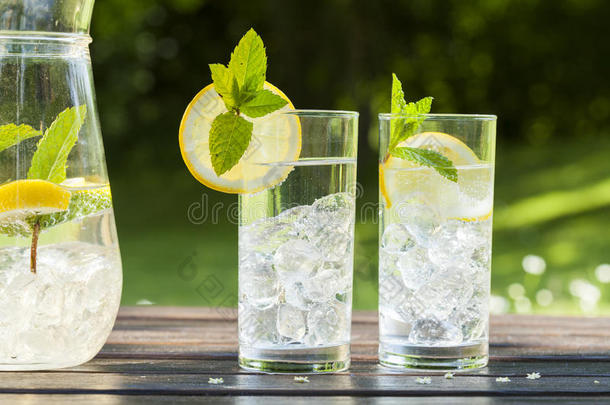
top-left (0, 31), bottom-right (92, 44)
top-left (378, 113), bottom-right (496, 121)
top-left (280, 109), bottom-right (359, 118)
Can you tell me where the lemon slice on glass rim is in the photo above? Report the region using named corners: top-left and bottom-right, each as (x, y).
top-left (380, 131), bottom-right (492, 221)
top-left (179, 81), bottom-right (301, 194)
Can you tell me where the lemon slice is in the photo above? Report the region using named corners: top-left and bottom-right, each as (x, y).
top-left (179, 81), bottom-right (301, 194)
top-left (380, 132), bottom-right (492, 221)
top-left (0, 179), bottom-right (71, 220)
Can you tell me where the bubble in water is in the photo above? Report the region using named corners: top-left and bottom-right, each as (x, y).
top-left (408, 318), bottom-right (463, 345)
top-left (277, 304), bottom-right (306, 341)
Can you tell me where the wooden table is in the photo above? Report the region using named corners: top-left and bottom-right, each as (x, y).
top-left (2, 307), bottom-right (608, 403)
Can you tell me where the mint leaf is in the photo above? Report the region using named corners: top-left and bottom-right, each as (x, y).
top-left (209, 112), bottom-right (253, 175)
top-left (241, 89), bottom-right (288, 118)
top-left (209, 63), bottom-right (238, 110)
top-left (0, 123), bottom-right (41, 152)
top-left (389, 98), bottom-right (434, 150)
top-left (228, 28), bottom-right (266, 97)
top-left (27, 105), bottom-right (87, 183)
top-left (391, 73), bottom-right (408, 115)
top-left (391, 146), bottom-right (458, 182)
top-left (390, 74), bottom-right (434, 149)
top-left (388, 73), bottom-right (457, 182)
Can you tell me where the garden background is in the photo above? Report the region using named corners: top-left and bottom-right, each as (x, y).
top-left (91, 0), bottom-right (610, 314)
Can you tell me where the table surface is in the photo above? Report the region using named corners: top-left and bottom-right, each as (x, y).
top-left (2, 307), bottom-right (609, 404)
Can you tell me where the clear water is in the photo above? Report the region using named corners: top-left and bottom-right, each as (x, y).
top-left (0, 199), bottom-right (122, 370)
top-left (378, 164), bottom-right (493, 369)
top-left (238, 159), bottom-right (356, 371)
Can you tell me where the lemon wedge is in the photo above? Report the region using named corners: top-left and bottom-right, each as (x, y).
top-left (0, 179), bottom-right (71, 219)
top-left (380, 132), bottom-right (493, 221)
top-left (179, 81), bottom-right (301, 194)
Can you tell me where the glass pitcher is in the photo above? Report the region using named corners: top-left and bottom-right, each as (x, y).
top-left (0, 0), bottom-right (122, 370)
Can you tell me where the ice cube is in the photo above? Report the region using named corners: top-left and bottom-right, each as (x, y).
top-left (396, 247), bottom-right (434, 290)
top-left (283, 280), bottom-right (312, 310)
top-left (239, 304), bottom-right (280, 346)
top-left (298, 193), bottom-right (354, 262)
top-left (408, 318), bottom-right (463, 345)
top-left (454, 301), bottom-right (487, 341)
top-left (302, 268), bottom-right (344, 303)
top-left (239, 251), bottom-right (280, 309)
top-left (414, 274), bottom-right (473, 320)
top-left (398, 203), bottom-right (440, 248)
top-left (240, 218), bottom-right (297, 255)
top-left (381, 223), bottom-right (416, 253)
top-left (379, 311), bottom-right (412, 337)
top-left (277, 303), bottom-right (306, 341)
top-left (427, 221), bottom-right (475, 269)
top-left (305, 301), bottom-right (347, 346)
top-left (274, 239), bottom-right (322, 283)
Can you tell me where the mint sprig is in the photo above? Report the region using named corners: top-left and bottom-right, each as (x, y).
top-left (388, 74), bottom-right (457, 182)
top-left (27, 105), bottom-right (87, 183)
top-left (208, 28), bottom-right (288, 176)
top-left (0, 105), bottom-right (88, 272)
top-left (0, 123), bottom-right (42, 153)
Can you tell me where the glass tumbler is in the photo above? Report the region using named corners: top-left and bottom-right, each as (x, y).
top-left (378, 114), bottom-right (496, 370)
top-left (238, 110), bottom-right (358, 373)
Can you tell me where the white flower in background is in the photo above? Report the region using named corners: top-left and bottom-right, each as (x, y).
top-left (526, 372), bottom-right (541, 380)
top-left (496, 377), bottom-right (511, 382)
top-left (522, 254), bottom-right (546, 275)
top-left (444, 372), bottom-right (454, 379)
top-left (535, 289), bottom-right (553, 307)
top-left (136, 299), bottom-right (154, 305)
top-left (595, 264), bottom-right (610, 283)
top-left (208, 377), bottom-right (224, 384)
top-left (416, 377), bottom-right (432, 384)
top-left (569, 279), bottom-right (601, 313)
top-left (294, 376), bottom-right (309, 383)
top-left (508, 283), bottom-right (526, 299)
top-left (490, 295), bottom-right (510, 314)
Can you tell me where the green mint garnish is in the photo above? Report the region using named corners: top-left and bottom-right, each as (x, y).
top-left (388, 73), bottom-right (457, 182)
top-left (0, 123), bottom-right (42, 153)
top-left (209, 112), bottom-right (253, 175)
top-left (27, 105), bottom-right (87, 183)
top-left (0, 105), bottom-right (89, 272)
top-left (208, 28), bottom-right (288, 176)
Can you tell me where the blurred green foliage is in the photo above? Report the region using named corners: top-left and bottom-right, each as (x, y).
top-left (88, 0), bottom-right (609, 314)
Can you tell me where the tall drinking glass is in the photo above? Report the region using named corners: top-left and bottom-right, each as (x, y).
top-left (238, 111), bottom-right (358, 373)
top-left (378, 114), bottom-right (496, 370)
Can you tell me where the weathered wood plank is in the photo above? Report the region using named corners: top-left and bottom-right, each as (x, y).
top-left (102, 308), bottom-right (610, 360)
top-left (65, 358), bottom-right (610, 377)
top-left (1, 395), bottom-right (605, 405)
top-left (0, 372), bottom-right (606, 396)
